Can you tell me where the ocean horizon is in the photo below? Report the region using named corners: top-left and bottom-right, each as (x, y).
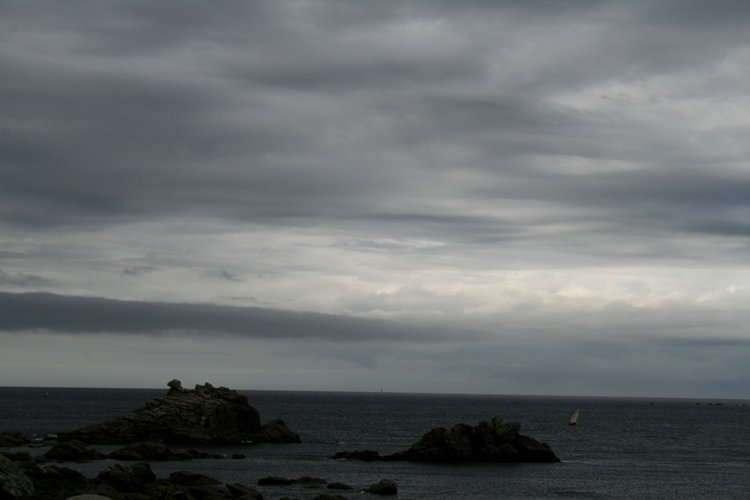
top-left (2, 386), bottom-right (749, 498)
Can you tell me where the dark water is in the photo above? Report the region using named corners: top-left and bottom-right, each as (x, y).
top-left (1, 387), bottom-right (748, 499)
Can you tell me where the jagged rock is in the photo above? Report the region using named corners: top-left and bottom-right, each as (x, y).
top-left (366, 479), bottom-right (398, 495)
top-left (96, 463), bottom-right (156, 491)
top-left (336, 415), bottom-right (559, 463)
top-left (0, 431), bottom-right (27, 448)
top-left (43, 440), bottom-right (106, 462)
top-left (0, 454), bottom-right (35, 498)
top-left (488, 414), bottom-right (521, 442)
top-left (253, 418), bottom-right (301, 443)
top-left (57, 381), bottom-right (298, 445)
top-left (385, 415), bottom-right (559, 463)
top-left (167, 378), bottom-right (183, 393)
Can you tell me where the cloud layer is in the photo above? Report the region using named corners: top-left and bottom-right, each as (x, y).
top-left (1, 1), bottom-right (748, 397)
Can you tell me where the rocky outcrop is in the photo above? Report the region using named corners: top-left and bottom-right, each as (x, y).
top-left (0, 454), bottom-right (35, 498)
top-left (57, 380), bottom-right (300, 445)
top-left (335, 414), bottom-right (559, 463)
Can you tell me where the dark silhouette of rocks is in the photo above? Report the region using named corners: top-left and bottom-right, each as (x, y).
top-left (335, 414), bottom-right (559, 463)
top-left (1, 451), bottom-right (401, 500)
top-left (0, 456), bottom-right (268, 500)
top-left (57, 380), bottom-right (300, 445)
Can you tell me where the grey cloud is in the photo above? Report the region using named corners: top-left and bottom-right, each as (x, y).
top-left (210, 270), bottom-right (244, 283)
top-left (0, 291), bottom-right (437, 342)
top-left (0, 270), bottom-right (51, 287)
top-left (122, 266), bottom-right (157, 276)
top-left (0, 0), bottom-right (748, 396)
top-left (1, 0), bottom-right (747, 249)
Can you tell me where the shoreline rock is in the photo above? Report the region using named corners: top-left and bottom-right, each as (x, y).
top-left (1, 452), bottom-right (400, 500)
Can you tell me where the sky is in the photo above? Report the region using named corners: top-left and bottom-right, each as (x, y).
top-left (1, 0), bottom-right (748, 398)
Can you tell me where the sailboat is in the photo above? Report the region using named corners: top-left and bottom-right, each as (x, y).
top-left (568, 409), bottom-right (580, 426)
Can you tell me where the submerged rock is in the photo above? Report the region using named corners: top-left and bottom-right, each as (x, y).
top-left (57, 381), bottom-right (300, 445)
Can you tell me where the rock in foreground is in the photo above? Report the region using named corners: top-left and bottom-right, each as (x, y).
top-left (58, 380), bottom-right (300, 445)
top-left (335, 414), bottom-right (559, 463)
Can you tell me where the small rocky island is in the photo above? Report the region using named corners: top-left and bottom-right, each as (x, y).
top-left (334, 413), bottom-right (559, 463)
top-left (58, 379), bottom-right (300, 445)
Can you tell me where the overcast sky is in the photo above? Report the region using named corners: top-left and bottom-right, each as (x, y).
top-left (1, 0), bottom-right (748, 398)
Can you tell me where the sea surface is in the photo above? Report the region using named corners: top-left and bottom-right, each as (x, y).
top-left (1, 387), bottom-right (748, 499)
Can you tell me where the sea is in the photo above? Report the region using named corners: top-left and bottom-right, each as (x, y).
top-left (1, 387), bottom-right (748, 499)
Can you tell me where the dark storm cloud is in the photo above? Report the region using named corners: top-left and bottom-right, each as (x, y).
top-left (0, 291), bottom-right (437, 342)
top-left (1, 0), bottom-right (747, 247)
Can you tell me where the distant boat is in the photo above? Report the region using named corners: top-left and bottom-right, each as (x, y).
top-left (568, 409), bottom-right (580, 426)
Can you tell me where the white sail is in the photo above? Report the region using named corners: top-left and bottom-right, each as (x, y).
top-left (568, 409), bottom-right (579, 425)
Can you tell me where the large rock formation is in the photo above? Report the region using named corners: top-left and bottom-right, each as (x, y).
top-left (334, 414), bottom-right (559, 463)
top-left (57, 380), bottom-right (299, 445)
